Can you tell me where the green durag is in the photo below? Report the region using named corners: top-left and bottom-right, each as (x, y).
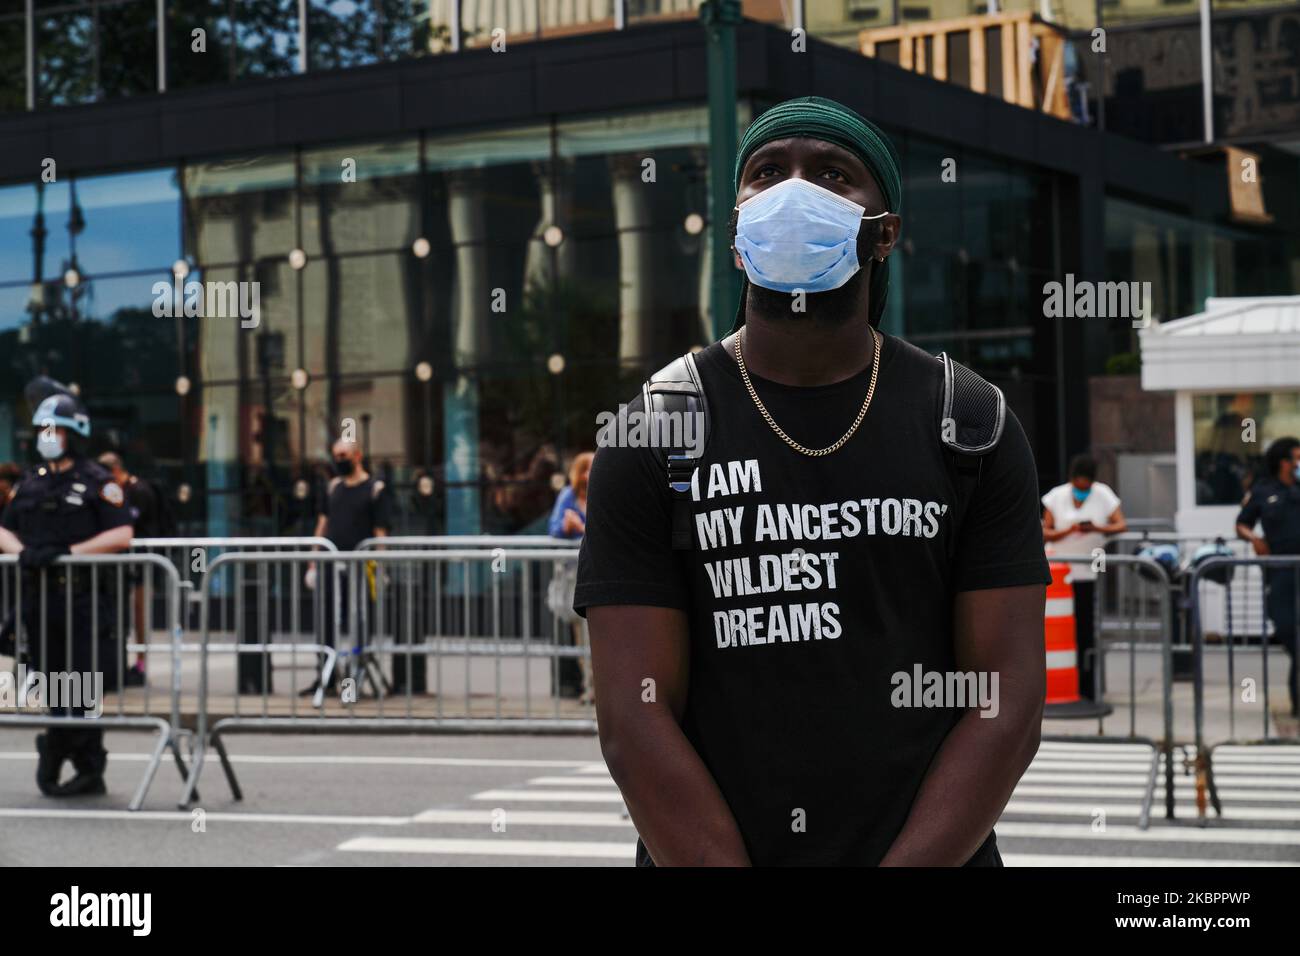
top-left (730, 95), bottom-right (902, 331)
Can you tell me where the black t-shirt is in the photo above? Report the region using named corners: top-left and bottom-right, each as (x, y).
top-left (319, 476), bottom-right (393, 551)
top-left (575, 333), bottom-right (1050, 866)
top-left (125, 474), bottom-right (161, 537)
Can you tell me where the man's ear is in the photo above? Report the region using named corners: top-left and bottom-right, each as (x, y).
top-left (872, 214), bottom-right (902, 260)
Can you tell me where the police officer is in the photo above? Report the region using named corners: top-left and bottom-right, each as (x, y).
top-left (1236, 436), bottom-right (1300, 717)
top-left (0, 380), bottom-right (133, 796)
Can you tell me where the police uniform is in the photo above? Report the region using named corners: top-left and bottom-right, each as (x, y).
top-left (4, 429), bottom-right (132, 794)
top-left (1236, 476), bottom-right (1300, 714)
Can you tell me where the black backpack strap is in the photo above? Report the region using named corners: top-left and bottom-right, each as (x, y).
top-left (937, 351), bottom-right (1006, 494)
top-left (643, 351), bottom-right (710, 551)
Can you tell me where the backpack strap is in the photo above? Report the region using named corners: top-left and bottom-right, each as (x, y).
top-left (643, 351), bottom-right (710, 551)
top-left (937, 352), bottom-right (1005, 484)
top-left (936, 353), bottom-right (1005, 560)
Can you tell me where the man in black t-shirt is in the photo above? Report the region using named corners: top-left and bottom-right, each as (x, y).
top-left (99, 452), bottom-right (161, 685)
top-left (575, 97), bottom-right (1050, 866)
top-left (305, 439), bottom-right (393, 694)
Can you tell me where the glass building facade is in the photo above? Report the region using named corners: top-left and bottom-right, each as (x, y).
top-left (6, 1), bottom-right (1295, 148)
top-left (0, 8), bottom-right (1295, 532)
top-left (0, 99), bottom-right (1090, 534)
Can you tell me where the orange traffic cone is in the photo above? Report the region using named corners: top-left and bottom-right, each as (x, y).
top-left (1044, 562), bottom-right (1112, 718)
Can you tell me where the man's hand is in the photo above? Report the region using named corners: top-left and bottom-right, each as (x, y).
top-left (1252, 537), bottom-right (1271, 557)
top-left (19, 544), bottom-right (69, 569)
top-left (589, 604), bottom-right (751, 866)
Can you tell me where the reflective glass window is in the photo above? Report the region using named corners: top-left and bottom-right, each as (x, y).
top-left (1194, 392), bottom-right (1300, 505)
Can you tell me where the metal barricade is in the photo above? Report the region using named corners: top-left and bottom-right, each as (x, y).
top-left (1187, 555), bottom-right (1300, 823)
top-left (130, 536), bottom-right (338, 621)
top-left (357, 536), bottom-right (580, 550)
top-left (1043, 554), bottom-right (1176, 828)
top-left (179, 547), bottom-right (590, 806)
top-left (1098, 532), bottom-right (1269, 698)
top-left (0, 552), bottom-right (186, 810)
top-left (131, 537), bottom-right (341, 697)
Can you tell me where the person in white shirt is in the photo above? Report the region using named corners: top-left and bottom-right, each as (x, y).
top-left (1041, 455), bottom-right (1127, 701)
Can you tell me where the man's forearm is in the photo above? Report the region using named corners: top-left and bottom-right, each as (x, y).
top-left (70, 525), bottom-right (133, 555)
top-left (880, 691), bottom-right (1041, 866)
top-left (603, 708), bottom-right (751, 866)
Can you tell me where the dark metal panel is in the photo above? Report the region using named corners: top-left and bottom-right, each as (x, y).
top-left (400, 53), bottom-right (539, 132)
top-left (536, 46), bottom-right (681, 115)
top-left (47, 108), bottom-right (163, 170)
top-left (275, 80), bottom-right (404, 144)
top-left (2, 120), bottom-right (52, 181)
top-left (158, 97), bottom-right (278, 157)
top-left (1034, 115), bottom-right (1093, 177)
top-left (1104, 135), bottom-right (1194, 208)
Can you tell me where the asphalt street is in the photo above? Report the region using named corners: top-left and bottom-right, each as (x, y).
top-left (1, 730), bottom-right (1297, 866)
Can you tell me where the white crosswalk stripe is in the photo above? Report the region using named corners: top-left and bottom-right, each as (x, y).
top-left (329, 742), bottom-right (1300, 865)
top-left (330, 763), bottom-right (632, 864)
top-left (996, 743), bottom-right (1300, 866)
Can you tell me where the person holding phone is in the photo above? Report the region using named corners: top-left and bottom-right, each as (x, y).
top-left (1041, 454), bottom-right (1127, 701)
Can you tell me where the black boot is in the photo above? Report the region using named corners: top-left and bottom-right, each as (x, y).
top-left (35, 733), bottom-right (66, 796)
top-left (58, 730), bottom-right (107, 797)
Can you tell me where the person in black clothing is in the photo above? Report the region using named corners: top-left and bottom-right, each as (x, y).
top-left (305, 439), bottom-right (393, 694)
top-left (98, 452), bottom-right (161, 685)
top-left (0, 380), bottom-right (134, 797)
top-left (575, 97), bottom-right (1048, 866)
top-left (1236, 436), bottom-right (1300, 716)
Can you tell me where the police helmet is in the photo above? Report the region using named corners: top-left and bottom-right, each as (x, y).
top-left (31, 391), bottom-right (90, 438)
top-left (1189, 539), bottom-right (1235, 586)
top-left (1136, 543), bottom-right (1181, 582)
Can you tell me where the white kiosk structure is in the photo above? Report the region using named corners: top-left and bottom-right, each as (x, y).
top-left (1140, 295), bottom-right (1300, 636)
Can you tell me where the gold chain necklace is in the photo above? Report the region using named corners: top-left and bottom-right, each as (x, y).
top-left (733, 327), bottom-right (882, 457)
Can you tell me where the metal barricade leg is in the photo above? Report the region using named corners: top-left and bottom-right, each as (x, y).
top-left (211, 731), bottom-right (244, 802)
top-left (128, 722), bottom-right (173, 812)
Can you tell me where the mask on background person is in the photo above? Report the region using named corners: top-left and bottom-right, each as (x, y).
top-left (36, 432), bottom-right (65, 461)
top-left (333, 458), bottom-right (355, 477)
top-left (733, 177), bottom-right (889, 294)
top-left (1071, 487), bottom-right (1091, 504)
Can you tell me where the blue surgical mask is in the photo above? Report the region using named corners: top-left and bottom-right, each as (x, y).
top-left (1071, 486), bottom-right (1091, 504)
top-left (734, 178), bottom-right (890, 294)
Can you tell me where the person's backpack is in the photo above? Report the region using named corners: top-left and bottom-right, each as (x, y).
top-left (643, 347), bottom-right (1005, 551)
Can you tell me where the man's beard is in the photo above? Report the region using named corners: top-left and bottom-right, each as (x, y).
top-left (730, 211), bottom-right (882, 326)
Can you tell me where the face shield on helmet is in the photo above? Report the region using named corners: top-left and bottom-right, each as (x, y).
top-left (31, 391), bottom-right (90, 462)
top-left (32, 394), bottom-right (91, 437)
